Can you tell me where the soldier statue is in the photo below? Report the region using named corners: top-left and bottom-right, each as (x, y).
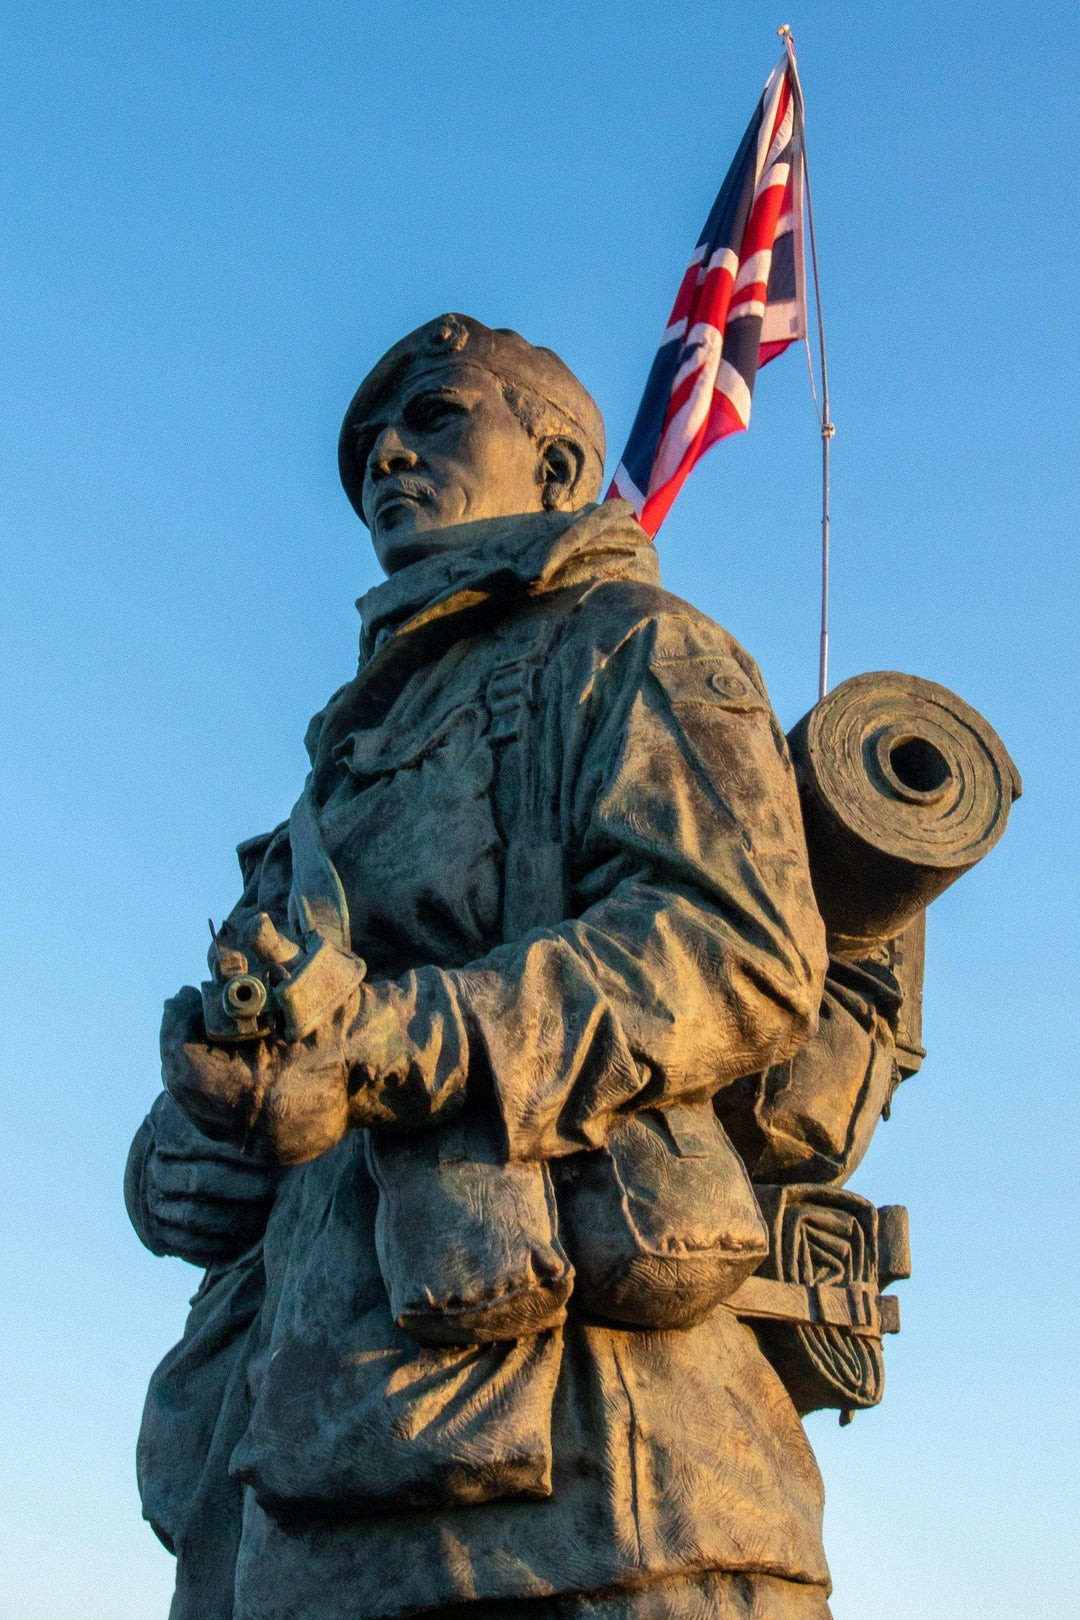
top-left (127, 315), bottom-right (917, 1620)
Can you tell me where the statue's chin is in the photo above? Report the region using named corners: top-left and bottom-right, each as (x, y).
top-left (377, 507), bottom-right (564, 575)
top-left (372, 502), bottom-right (457, 573)
top-left (375, 515), bottom-right (490, 574)
top-left (377, 529), bottom-right (451, 573)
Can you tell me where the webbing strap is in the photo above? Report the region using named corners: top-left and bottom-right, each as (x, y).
top-left (727, 1274), bottom-right (901, 1337)
top-left (487, 626), bottom-right (566, 942)
top-left (287, 784), bottom-right (351, 951)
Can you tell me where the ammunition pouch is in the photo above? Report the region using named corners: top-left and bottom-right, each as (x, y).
top-left (373, 1100), bottom-right (771, 1344)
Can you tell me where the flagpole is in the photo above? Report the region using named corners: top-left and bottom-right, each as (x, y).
top-left (779, 26), bottom-right (834, 700)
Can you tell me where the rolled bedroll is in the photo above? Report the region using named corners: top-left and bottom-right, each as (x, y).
top-left (787, 671), bottom-right (1022, 953)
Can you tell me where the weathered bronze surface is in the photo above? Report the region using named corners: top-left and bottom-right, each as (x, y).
top-left (127, 314), bottom-right (1019, 1619)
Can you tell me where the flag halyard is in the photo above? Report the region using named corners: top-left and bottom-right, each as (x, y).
top-left (609, 56), bottom-right (807, 537)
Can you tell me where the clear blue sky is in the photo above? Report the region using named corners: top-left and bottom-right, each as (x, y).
top-left (1, 3), bottom-right (1076, 1616)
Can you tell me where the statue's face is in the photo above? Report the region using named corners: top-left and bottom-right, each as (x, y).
top-left (355, 363), bottom-right (546, 572)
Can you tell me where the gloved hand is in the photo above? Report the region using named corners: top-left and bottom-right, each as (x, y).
top-left (125, 1091), bottom-right (280, 1264)
top-left (161, 985), bottom-right (354, 1165)
top-left (162, 966), bottom-right (469, 1164)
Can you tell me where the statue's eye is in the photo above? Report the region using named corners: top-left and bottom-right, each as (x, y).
top-left (408, 395), bottom-right (463, 432)
top-left (354, 428), bottom-right (380, 472)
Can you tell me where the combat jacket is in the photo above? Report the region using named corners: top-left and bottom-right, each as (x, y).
top-left (132, 500), bottom-right (848, 1620)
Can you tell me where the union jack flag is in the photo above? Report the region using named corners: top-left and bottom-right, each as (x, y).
top-left (609, 55), bottom-right (807, 537)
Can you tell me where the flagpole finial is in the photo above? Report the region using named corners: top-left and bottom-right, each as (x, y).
top-left (778, 24), bottom-right (797, 61)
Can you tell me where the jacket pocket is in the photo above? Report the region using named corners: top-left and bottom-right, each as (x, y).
top-left (556, 1101), bottom-right (768, 1328)
top-left (229, 1136), bottom-right (563, 1519)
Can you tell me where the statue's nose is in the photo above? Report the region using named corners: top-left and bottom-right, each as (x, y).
top-left (368, 423), bottom-right (418, 480)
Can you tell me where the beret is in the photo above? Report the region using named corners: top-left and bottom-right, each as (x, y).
top-left (338, 314), bottom-right (606, 522)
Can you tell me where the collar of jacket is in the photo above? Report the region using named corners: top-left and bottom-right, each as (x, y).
top-left (308, 500), bottom-right (658, 790)
top-left (356, 498), bottom-right (657, 661)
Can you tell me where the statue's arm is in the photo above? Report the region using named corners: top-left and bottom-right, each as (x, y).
top-left (431, 607), bottom-right (829, 1159)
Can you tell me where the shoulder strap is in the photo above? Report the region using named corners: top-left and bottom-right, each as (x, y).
top-left (486, 622), bottom-right (567, 944)
top-left (286, 782), bottom-right (351, 952)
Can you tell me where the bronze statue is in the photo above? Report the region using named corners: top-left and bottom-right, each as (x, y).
top-left (127, 314), bottom-right (1018, 1620)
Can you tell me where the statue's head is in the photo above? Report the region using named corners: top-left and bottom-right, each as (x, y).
top-left (339, 314), bottom-right (607, 572)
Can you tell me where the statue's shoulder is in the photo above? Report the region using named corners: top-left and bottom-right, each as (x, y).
top-left (553, 575), bottom-right (769, 702)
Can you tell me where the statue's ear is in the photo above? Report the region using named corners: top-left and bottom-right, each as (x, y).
top-left (539, 436), bottom-right (588, 510)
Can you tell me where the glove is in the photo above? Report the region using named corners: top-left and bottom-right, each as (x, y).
top-left (161, 985), bottom-right (353, 1165)
top-left (125, 1091), bottom-right (279, 1264)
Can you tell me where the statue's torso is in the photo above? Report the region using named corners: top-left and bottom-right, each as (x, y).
top-left (227, 575), bottom-right (831, 1618)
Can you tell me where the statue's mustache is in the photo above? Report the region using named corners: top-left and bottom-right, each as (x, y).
top-left (373, 475), bottom-right (437, 514)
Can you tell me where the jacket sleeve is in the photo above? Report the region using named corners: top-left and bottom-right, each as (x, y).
top-left (342, 604), bottom-right (828, 1162)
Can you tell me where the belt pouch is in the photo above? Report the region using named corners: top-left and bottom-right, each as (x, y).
top-left (556, 1101), bottom-right (768, 1329)
top-left (366, 1112), bottom-right (573, 1345)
